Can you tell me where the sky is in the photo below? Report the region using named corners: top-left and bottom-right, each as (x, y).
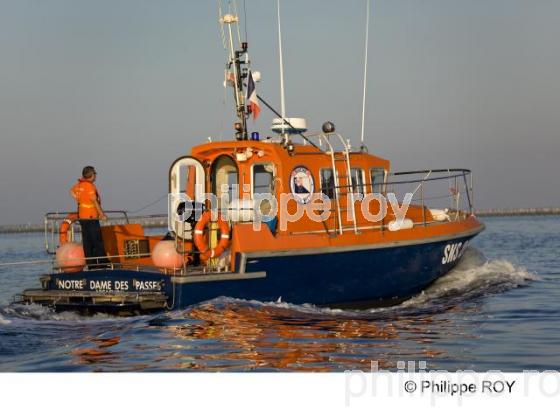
top-left (0, 0), bottom-right (559, 225)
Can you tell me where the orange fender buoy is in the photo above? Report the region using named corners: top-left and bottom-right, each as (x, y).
top-left (152, 240), bottom-right (185, 270)
top-left (59, 213), bottom-right (78, 245)
top-left (193, 211), bottom-right (230, 261)
top-left (56, 242), bottom-right (86, 272)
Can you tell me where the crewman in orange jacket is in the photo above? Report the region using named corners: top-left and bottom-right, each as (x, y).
top-left (70, 166), bottom-right (109, 268)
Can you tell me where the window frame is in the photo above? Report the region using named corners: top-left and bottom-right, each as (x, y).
top-left (319, 167), bottom-right (337, 199)
top-left (250, 162), bottom-right (276, 198)
top-left (350, 167), bottom-right (366, 200)
top-left (369, 167), bottom-right (387, 195)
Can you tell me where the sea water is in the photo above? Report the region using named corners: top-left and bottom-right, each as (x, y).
top-left (0, 216), bottom-right (558, 372)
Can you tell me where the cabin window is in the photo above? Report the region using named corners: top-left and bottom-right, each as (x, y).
top-left (182, 166), bottom-right (194, 195)
top-left (252, 163), bottom-right (274, 195)
top-left (211, 155), bottom-right (238, 207)
top-left (320, 168), bottom-right (336, 199)
top-left (225, 171), bottom-right (238, 202)
top-left (350, 168), bottom-right (365, 199)
top-left (370, 168), bottom-right (386, 194)
top-left (252, 163), bottom-right (276, 226)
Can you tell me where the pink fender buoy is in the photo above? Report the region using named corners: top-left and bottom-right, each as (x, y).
top-left (56, 242), bottom-right (86, 273)
top-left (152, 240), bottom-right (184, 270)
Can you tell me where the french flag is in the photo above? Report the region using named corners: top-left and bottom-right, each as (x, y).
top-left (246, 71), bottom-right (261, 120)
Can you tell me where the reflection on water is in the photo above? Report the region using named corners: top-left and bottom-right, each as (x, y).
top-left (161, 302), bottom-right (459, 371)
top-left (62, 297), bottom-right (486, 371)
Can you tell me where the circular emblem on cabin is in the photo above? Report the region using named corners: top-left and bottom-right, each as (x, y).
top-left (290, 166), bottom-right (314, 204)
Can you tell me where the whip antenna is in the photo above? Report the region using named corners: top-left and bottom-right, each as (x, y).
top-left (277, 0), bottom-right (287, 135)
top-left (360, 0), bottom-right (371, 150)
top-left (243, 0), bottom-right (248, 43)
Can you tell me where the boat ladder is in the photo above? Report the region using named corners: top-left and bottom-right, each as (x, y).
top-left (314, 133), bottom-right (358, 235)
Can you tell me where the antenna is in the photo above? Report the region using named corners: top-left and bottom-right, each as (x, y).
top-left (277, 0), bottom-right (287, 135)
top-left (360, 0), bottom-right (371, 150)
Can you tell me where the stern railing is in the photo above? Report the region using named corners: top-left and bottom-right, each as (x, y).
top-left (44, 210), bottom-right (131, 255)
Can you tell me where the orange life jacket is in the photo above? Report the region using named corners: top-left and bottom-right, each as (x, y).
top-left (70, 179), bottom-right (101, 219)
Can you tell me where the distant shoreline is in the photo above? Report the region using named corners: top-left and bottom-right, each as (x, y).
top-left (0, 216), bottom-right (168, 234)
top-left (0, 209), bottom-right (558, 234)
top-left (475, 208), bottom-right (560, 217)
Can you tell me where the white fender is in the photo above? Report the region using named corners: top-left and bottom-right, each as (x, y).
top-left (388, 218), bottom-right (414, 231)
top-left (430, 208), bottom-right (450, 222)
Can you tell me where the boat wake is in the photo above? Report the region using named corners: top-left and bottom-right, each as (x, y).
top-left (0, 303), bottom-right (116, 323)
top-left (0, 313), bottom-right (11, 325)
top-left (398, 247), bottom-right (537, 310)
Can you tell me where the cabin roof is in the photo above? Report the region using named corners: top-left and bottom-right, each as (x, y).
top-left (190, 139), bottom-right (390, 169)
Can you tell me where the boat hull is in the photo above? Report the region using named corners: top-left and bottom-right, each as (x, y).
top-left (179, 232), bottom-right (478, 307)
top-left (19, 230), bottom-right (479, 313)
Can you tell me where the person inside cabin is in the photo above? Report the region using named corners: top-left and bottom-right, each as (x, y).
top-left (70, 166), bottom-right (110, 268)
top-left (293, 174), bottom-right (310, 194)
top-left (321, 172), bottom-right (335, 199)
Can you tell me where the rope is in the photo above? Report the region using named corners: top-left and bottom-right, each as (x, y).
top-left (411, 170), bottom-right (432, 196)
top-left (256, 95), bottom-right (320, 150)
top-left (0, 252), bottom-right (154, 268)
top-left (217, 1), bottom-right (227, 50)
top-left (0, 259), bottom-right (53, 267)
top-left (219, 72), bottom-right (228, 141)
top-left (128, 193), bottom-right (168, 214)
top-left (232, 0), bottom-right (243, 46)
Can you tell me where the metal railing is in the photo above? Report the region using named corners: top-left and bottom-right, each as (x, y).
top-left (290, 131), bottom-right (475, 232)
top-left (327, 169), bottom-right (474, 227)
top-left (383, 168), bottom-right (474, 226)
top-left (286, 168), bottom-right (474, 237)
top-left (44, 210), bottom-right (131, 254)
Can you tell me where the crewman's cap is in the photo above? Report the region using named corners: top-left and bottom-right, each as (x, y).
top-left (82, 166), bottom-right (97, 178)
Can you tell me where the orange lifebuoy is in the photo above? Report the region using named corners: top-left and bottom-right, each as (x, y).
top-left (193, 211), bottom-right (230, 261)
top-left (59, 213), bottom-right (78, 245)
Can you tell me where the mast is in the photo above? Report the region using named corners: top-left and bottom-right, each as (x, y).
top-left (219, 10), bottom-right (249, 140)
